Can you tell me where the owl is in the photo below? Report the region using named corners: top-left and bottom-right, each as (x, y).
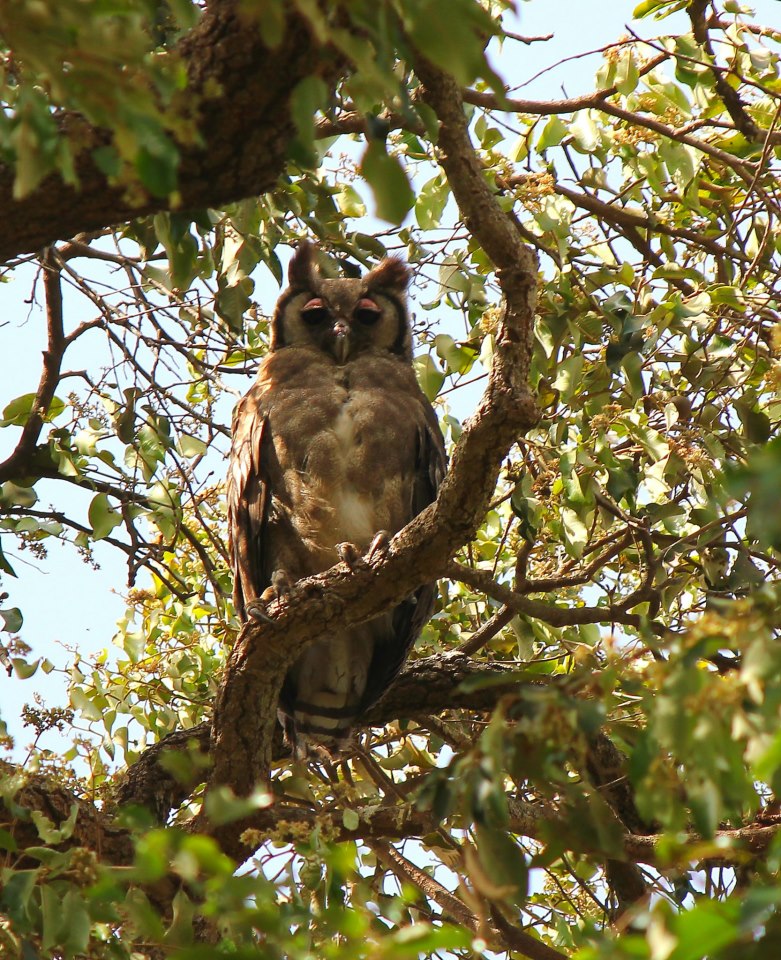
top-left (226, 241), bottom-right (446, 758)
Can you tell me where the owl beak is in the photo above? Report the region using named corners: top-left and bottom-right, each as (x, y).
top-left (331, 320), bottom-right (351, 363)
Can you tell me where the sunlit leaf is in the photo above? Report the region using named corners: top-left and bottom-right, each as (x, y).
top-left (360, 141), bottom-right (415, 224)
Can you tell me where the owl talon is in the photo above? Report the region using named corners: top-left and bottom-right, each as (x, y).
top-left (336, 541), bottom-right (364, 571)
top-left (271, 569), bottom-right (293, 596)
top-left (246, 600), bottom-right (274, 623)
top-left (367, 530), bottom-right (391, 560)
top-left (246, 570), bottom-right (293, 621)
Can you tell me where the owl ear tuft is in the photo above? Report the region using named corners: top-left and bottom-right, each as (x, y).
top-left (288, 240), bottom-right (319, 289)
top-left (366, 256), bottom-right (410, 293)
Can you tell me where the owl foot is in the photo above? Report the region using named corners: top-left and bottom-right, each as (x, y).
top-left (246, 570), bottom-right (293, 622)
top-left (367, 530), bottom-right (391, 560)
top-left (336, 541), bottom-right (364, 571)
top-left (246, 599), bottom-right (273, 623)
top-left (271, 569), bottom-right (293, 596)
top-left (337, 532), bottom-right (391, 572)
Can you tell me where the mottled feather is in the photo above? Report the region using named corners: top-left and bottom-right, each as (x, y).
top-left (227, 242), bottom-right (446, 756)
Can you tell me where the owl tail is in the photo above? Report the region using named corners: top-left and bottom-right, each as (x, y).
top-left (283, 697), bottom-right (359, 760)
top-left (282, 627), bottom-right (375, 759)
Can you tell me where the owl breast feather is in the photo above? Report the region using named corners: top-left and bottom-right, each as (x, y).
top-left (263, 349), bottom-right (421, 565)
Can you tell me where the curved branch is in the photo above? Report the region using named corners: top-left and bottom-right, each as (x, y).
top-left (461, 52), bottom-right (669, 116)
top-left (446, 561), bottom-right (659, 632)
top-left (203, 54), bottom-right (542, 842)
top-left (688, 0), bottom-right (762, 143)
top-left (505, 175), bottom-right (751, 265)
top-left (9, 751), bottom-right (780, 892)
top-left (115, 652), bottom-right (537, 818)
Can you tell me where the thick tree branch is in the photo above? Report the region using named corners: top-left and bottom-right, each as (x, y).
top-left (9, 753), bottom-right (779, 899)
top-left (216, 802), bottom-right (781, 872)
top-left (0, 3), bottom-right (343, 264)
top-left (114, 652), bottom-right (544, 817)
top-left (202, 55), bottom-right (541, 847)
top-left (465, 85), bottom-right (762, 184)
top-left (1, 760), bottom-right (135, 868)
top-left (461, 53), bottom-right (669, 116)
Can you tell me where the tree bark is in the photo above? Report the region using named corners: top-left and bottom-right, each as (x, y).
top-left (0, 2), bottom-right (343, 264)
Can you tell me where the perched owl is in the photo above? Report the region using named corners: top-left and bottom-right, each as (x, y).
top-left (226, 241), bottom-right (446, 757)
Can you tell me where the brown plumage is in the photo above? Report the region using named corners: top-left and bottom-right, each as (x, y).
top-left (226, 241), bottom-right (446, 757)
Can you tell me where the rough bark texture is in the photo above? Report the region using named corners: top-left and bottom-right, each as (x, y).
top-left (114, 653), bottom-right (541, 818)
top-left (0, 1), bottom-right (342, 264)
top-left (6, 753), bottom-right (780, 878)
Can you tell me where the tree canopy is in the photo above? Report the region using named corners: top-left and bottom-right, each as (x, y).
top-left (1, 0), bottom-right (781, 957)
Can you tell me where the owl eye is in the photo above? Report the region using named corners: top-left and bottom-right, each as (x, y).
top-left (301, 297), bottom-right (330, 325)
top-left (354, 298), bottom-right (381, 325)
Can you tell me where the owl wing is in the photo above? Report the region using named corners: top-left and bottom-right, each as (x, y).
top-left (360, 402), bottom-right (447, 711)
top-left (226, 383), bottom-right (272, 620)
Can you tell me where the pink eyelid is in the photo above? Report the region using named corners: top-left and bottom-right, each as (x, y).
top-left (357, 298), bottom-right (380, 311)
top-left (303, 297), bottom-right (325, 310)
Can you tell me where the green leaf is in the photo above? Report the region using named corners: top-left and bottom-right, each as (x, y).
top-left (551, 354), bottom-right (584, 401)
top-left (255, 0), bottom-right (286, 46)
top-left (615, 51), bottom-right (639, 96)
top-left (289, 76), bottom-right (326, 167)
top-left (136, 145), bottom-right (178, 197)
top-left (114, 387), bottom-right (141, 443)
top-left (61, 887), bottom-right (91, 955)
top-left (474, 824), bottom-right (527, 900)
top-left (30, 804), bottom-right (78, 843)
top-left (434, 334), bottom-right (477, 376)
top-left (177, 434), bottom-right (208, 458)
top-left (12, 657), bottom-right (39, 679)
top-left (669, 898), bottom-right (740, 960)
top-left (727, 438), bottom-right (781, 549)
top-left (415, 174), bottom-right (450, 230)
top-left (633, 0), bottom-right (687, 18)
top-left (400, 0), bottom-right (501, 87)
top-left (0, 482), bottom-right (38, 508)
top-left (70, 687), bottom-right (105, 722)
top-left (360, 141), bottom-right (414, 225)
top-left (0, 870), bottom-right (38, 926)
top-left (537, 116), bottom-right (568, 151)
top-left (342, 808), bottom-right (360, 831)
top-left (0, 828), bottom-right (18, 852)
top-left (735, 401), bottom-right (772, 444)
top-left (216, 276), bottom-right (254, 332)
top-left (0, 607), bottom-right (23, 633)
top-left (1, 392), bottom-right (65, 427)
top-left (88, 493), bottom-right (122, 541)
top-left (41, 882), bottom-right (62, 951)
top-left (413, 354), bottom-right (445, 402)
top-left (203, 785), bottom-right (272, 826)
top-left (336, 184), bottom-right (366, 218)
top-left (387, 922), bottom-right (471, 955)
top-left (560, 506), bottom-right (589, 558)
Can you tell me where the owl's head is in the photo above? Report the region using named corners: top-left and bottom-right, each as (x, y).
top-left (270, 241), bottom-right (413, 363)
